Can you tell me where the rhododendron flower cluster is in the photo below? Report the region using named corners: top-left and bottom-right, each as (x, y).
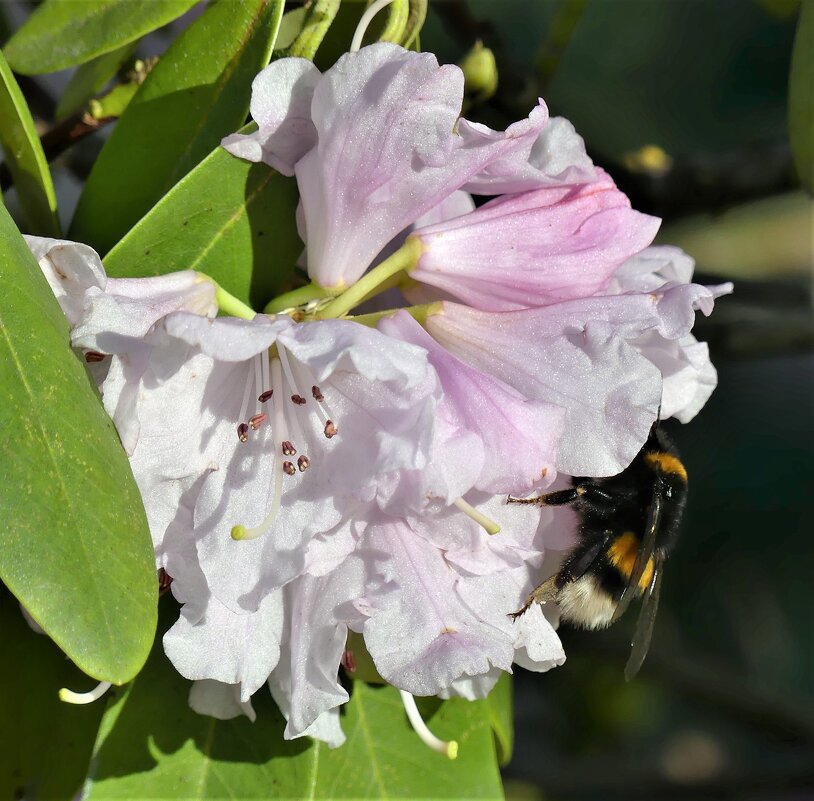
top-left (38, 42), bottom-right (730, 750)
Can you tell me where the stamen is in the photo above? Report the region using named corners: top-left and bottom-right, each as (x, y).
top-left (297, 455), bottom-right (310, 472)
top-left (399, 690), bottom-right (458, 759)
top-left (249, 413), bottom-right (268, 430)
top-left (158, 568), bottom-right (173, 595)
top-left (454, 497), bottom-right (501, 535)
top-left (350, 0), bottom-right (395, 52)
top-left (295, 361), bottom-right (337, 425)
top-left (262, 348), bottom-right (271, 402)
top-left (283, 461), bottom-right (296, 476)
top-left (59, 681), bottom-right (112, 705)
top-left (324, 420), bottom-right (338, 439)
top-left (281, 440), bottom-right (297, 456)
top-left (254, 354), bottom-right (263, 414)
top-left (291, 394), bottom-right (306, 405)
top-left (342, 649), bottom-right (356, 672)
top-left (237, 422), bottom-right (250, 442)
top-left (84, 351), bottom-right (106, 363)
top-left (258, 389), bottom-right (273, 403)
top-left (312, 385), bottom-right (324, 402)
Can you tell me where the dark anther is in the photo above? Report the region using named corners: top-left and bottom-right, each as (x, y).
top-left (258, 389), bottom-right (274, 403)
top-left (312, 385), bottom-right (324, 402)
top-left (237, 422), bottom-right (250, 442)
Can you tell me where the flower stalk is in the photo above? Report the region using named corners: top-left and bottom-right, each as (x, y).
top-left (318, 237), bottom-right (423, 320)
top-left (264, 282), bottom-right (338, 315)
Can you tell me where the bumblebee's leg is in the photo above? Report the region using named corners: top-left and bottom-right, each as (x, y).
top-left (507, 488), bottom-right (580, 506)
top-left (507, 483), bottom-right (615, 508)
top-left (509, 575), bottom-right (560, 620)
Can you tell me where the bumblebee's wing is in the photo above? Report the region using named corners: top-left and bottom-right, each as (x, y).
top-left (611, 479), bottom-right (664, 623)
top-left (624, 561), bottom-right (663, 681)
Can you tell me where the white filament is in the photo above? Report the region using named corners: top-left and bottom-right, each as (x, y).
top-left (350, 0), bottom-right (396, 52)
top-left (399, 690), bottom-right (459, 759)
top-left (59, 681), bottom-right (112, 705)
top-left (295, 360), bottom-right (335, 426)
top-left (276, 347), bottom-right (308, 449)
top-left (237, 358), bottom-right (256, 423)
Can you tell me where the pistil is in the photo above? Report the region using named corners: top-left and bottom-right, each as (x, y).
top-left (59, 680), bottom-right (112, 705)
top-left (399, 690), bottom-right (459, 759)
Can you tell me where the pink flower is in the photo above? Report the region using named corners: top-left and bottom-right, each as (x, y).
top-left (408, 171), bottom-right (661, 311)
top-left (223, 44), bottom-right (596, 290)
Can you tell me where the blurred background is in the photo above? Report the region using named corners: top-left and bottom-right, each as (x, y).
top-left (2, 1), bottom-right (812, 799)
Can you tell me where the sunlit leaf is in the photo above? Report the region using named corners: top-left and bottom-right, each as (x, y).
top-left (3, 0), bottom-right (199, 75)
top-left (0, 204), bottom-right (156, 684)
top-left (70, 0), bottom-right (284, 256)
top-left (104, 140), bottom-right (302, 309)
top-left (0, 51), bottom-right (59, 236)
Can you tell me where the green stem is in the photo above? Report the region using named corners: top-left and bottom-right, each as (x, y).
top-left (286, 0), bottom-right (341, 60)
top-left (318, 237), bottom-right (423, 320)
top-left (263, 282), bottom-right (336, 315)
top-left (378, 0), bottom-right (410, 44)
top-left (348, 301), bottom-right (442, 328)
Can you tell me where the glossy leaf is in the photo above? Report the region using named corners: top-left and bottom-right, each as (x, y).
top-left (3, 0), bottom-right (199, 75)
top-left (104, 140), bottom-right (302, 309)
top-left (70, 0), bottom-right (284, 256)
top-left (0, 51), bottom-right (60, 236)
top-left (87, 602), bottom-right (504, 800)
top-left (789, 0), bottom-right (814, 193)
top-left (0, 204), bottom-right (156, 683)
top-left (486, 672), bottom-right (514, 766)
top-left (0, 591), bottom-right (106, 801)
top-left (55, 43), bottom-right (138, 122)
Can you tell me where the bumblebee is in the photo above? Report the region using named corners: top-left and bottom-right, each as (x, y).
top-left (508, 424), bottom-right (687, 679)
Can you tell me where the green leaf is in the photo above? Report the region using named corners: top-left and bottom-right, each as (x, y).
top-left (104, 141), bottom-right (302, 309)
top-left (0, 590), bottom-right (106, 801)
top-left (3, 0), bottom-right (199, 75)
top-left (0, 51), bottom-right (60, 237)
top-left (70, 0), bottom-right (284, 256)
top-left (0, 204), bottom-right (156, 684)
top-left (87, 602), bottom-right (504, 800)
top-left (55, 42), bottom-right (138, 122)
top-left (789, 0), bottom-right (814, 193)
top-left (486, 672), bottom-right (514, 766)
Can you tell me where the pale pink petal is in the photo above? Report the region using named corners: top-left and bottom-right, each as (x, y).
top-left (411, 174), bottom-right (661, 311)
top-left (25, 235), bottom-right (106, 324)
top-left (462, 116), bottom-right (596, 194)
top-left (188, 680), bottom-right (256, 722)
top-left (73, 271), bottom-right (217, 352)
top-left (379, 311), bottom-right (563, 493)
top-left (221, 58), bottom-right (320, 176)
top-left (425, 301), bottom-right (663, 476)
top-left (637, 332), bottom-right (719, 422)
top-left (362, 517), bottom-right (514, 695)
top-left (164, 590), bottom-right (284, 700)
